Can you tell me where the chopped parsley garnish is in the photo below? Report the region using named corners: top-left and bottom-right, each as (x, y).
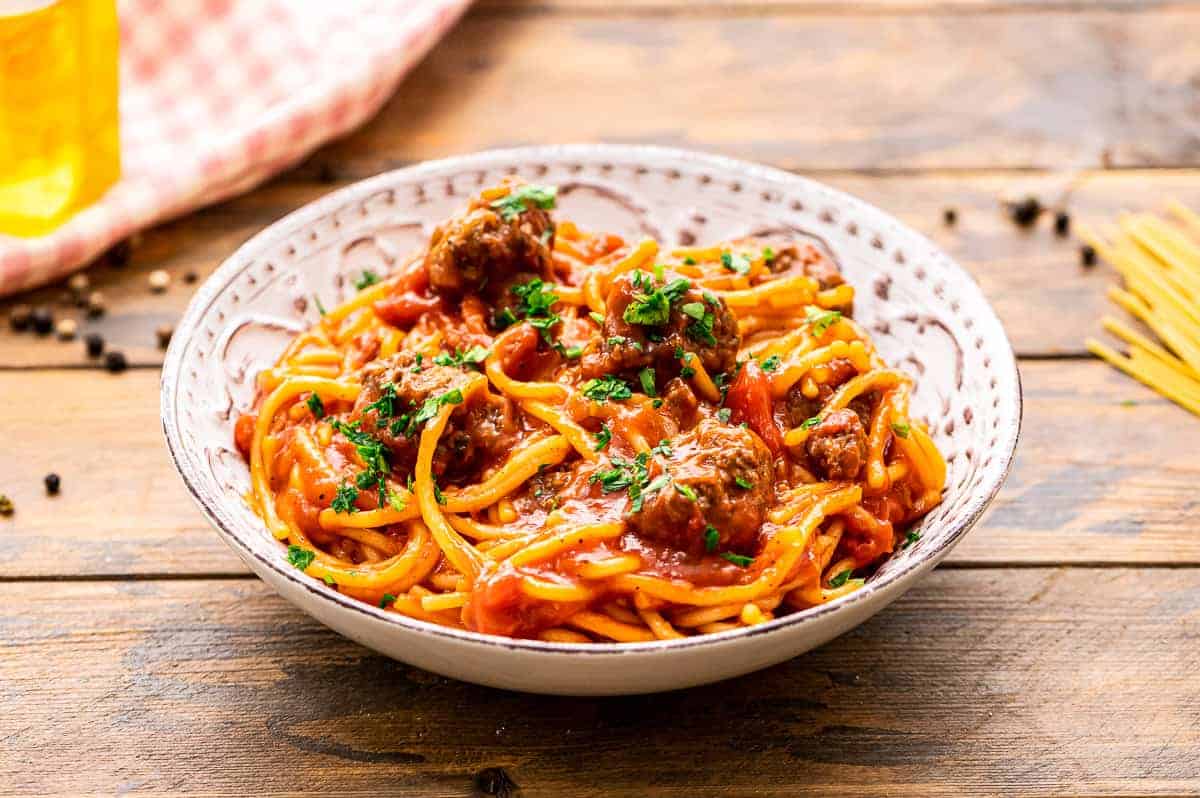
top-left (432, 481), bottom-right (447, 506)
top-left (556, 343), bottom-right (584, 359)
top-left (323, 574), bottom-right (337, 586)
top-left (354, 270), bottom-right (380, 290)
top-left (412, 388), bottom-right (465, 427)
top-left (589, 311), bottom-right (605, 325)
top-left (680, 366), bottom-right (696, 378)
top-left (902, 530), bottom-right (921, 549)
top-left (313, 294), bottom-right (327, 316)
top-left (329, 420), bottom-right (391, 504)
top-left (330, 482), bottom-right (359, 514)
top-left (760, 355), bottom-right (782, 372)
top-left (590, 451), bottom-right (670, 512)
top-left (379, 593), bottom-right (397, 609)
top-left (806, 306), bottom-right (843, 335)
top-left (720, 251), bottom-right (752, 275)
top-left (490, 184), bottom-right (557, 221)
top-left (639, 367), bottom-right (657, 397)
top-left (593, 423), bottom-right (612, 451)
top-left (287, 544), bottom-right (317, 570)
top-left (829, 569), bottom-right (853, 588)
top-left (607, 335), bottom-right (644, 352)
top-left (683, 255), bottom-right (697, 265)
top-left (800, 415), bottom-right (822, 430)
top-left (433, 346), bottom-right (490, 370)
top-left (386, 489), bottom-right (407, 512)
top-left (717, 407), bottom-right (732, 423)
top-left (891, 422), bottom-right (911, 438)
top-left (651, 398), bottom-right (664, 408)
top-left (622, 275), bottom-right (691, 327)
top-left (685, 306), bottom-right (718, 346)
top-left (734, 476), bottom-right (754, 489)
top-left (722, 552), bottom-right (754, 567)
top-left (305, 393), bottom-right (325, 419)
top-left (363, 382), bottom-right (398, 419)
top-left (581, 375), bottom-right (632, 402)
top-left (679, 301), bottom-right (706, 320)
top-left (674, 482), bottom-right (698, 502)
top-left (762, 246), bottom-right (775, 263)
top-left (508, 278), bottom-right (562, 343)
top-left (704, 525), bottom-right (720, 553)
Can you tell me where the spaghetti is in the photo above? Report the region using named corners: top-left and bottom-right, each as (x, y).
top-left (235, 181), bottom-right (946, 642)
top-left (1083, 201), bottom-right (1200, 418)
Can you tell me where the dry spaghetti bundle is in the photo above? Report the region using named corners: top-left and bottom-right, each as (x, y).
top-left (236, 181), bottom-right (946, 642)
top-left (1083, 201), bottom-right (1200, 417)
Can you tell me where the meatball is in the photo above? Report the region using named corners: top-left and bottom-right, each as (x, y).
top-left (660, 377), bottom-right (699, 430)
top-left (805, 408), bottom-right (868, 481)
top-left (348, 351), bottom-right (521, 479)
top-left (766, 241), bottom-right (845, 291)
top-left (581, 269), bottom-right (740, 383)
top-left (424, 186), bottom-right (554, 297)
top-left (783, 357), bottom-right (861, 427)
top-left (628, 419), bottom-right (774, 555)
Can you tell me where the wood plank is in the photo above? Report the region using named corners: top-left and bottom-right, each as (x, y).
top-left (2, 569), bottom-right (1197, 796)
top-left (3, 169), bottom-right (1198, 368)
top-left (1, 359), bottom-right (1197, 579)
top-left (298, 8), bottom-right (1200, 177)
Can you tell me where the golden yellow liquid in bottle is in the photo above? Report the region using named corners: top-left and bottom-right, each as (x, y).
top-left (0, 0), bottom-right (120, 237)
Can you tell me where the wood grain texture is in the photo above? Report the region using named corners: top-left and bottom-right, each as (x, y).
top-left (2, 569), bottom-right (1197, 796)
top-left (1, 360), bottom-right (1197, 579)
top-left (3, 169), bottom-right (1198, 368)
top-left (296, 8), bottom-right (1200, 177)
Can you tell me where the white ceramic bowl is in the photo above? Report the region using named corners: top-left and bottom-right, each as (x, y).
top-left (161, 145), bottom-right (1021, 695)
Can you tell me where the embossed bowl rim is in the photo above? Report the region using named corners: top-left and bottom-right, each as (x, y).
top-left (162, 144), bottom-right (1022, 655)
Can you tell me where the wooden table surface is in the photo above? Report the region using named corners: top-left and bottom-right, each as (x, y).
top-left (3, 2), bottom-right (1200, 795)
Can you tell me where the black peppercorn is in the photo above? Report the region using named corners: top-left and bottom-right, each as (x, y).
top-left (31, 306), bottom-right (54, 335)
top-left (44, 473), bottom-right (60, 495)
top-left (1081, 244), bottom-right (1097, 267)
top-left (107, 238), bottom-right (133, 268)
top-left (104, 350), bottom-right (128, 373)
top-left (942, 207), bottom-right (957, 226)
top-left (1054, 211), bottom-right (1071, 236)
top-left (1010, 196), bottom-right (1041, 227)
top-left (9, 303), bottom-right (33, 332)
top-left (84, 332), bottom-right (105, 358)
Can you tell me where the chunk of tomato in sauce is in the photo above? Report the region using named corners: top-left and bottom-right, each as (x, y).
top-left (467, 567), bottom-right (581, 638)
top-left (725, 360), bottom-right (784, 454)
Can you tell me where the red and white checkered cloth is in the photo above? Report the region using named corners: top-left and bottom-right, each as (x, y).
top-left (0, 0), bottom-right (471, 297)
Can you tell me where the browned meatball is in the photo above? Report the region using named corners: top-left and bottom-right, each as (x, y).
top-left (805, 408), bottom-right (868, 481)
top-left (766, 241), bottom-right (844, 290)
top-left (424, 188), bottom-right (554, 297)
top-left (348, 351), bottom-right (522, 479)
top-left (581, 270), bottom-right (740, 385)
top-left (628, 419), bottom-right (774, 555)
top-left (660, 377), bottom-right (699, 430)
top-left (783, 357), bottom-right (861, 427)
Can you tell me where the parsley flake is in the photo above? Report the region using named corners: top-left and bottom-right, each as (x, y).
top-left (593, 423), bottom-right (612, 451)
top-left (800, 415), bottom-right (822, 430)
top-left (331, 482), bottom-right (359, 514)
top-left (433, 346), bottom-right (490, 370)
top-left (720, 251), bottom-right (752, 275)
top-left (760, 355), bottom-right (781, 372)
top-left (582, 375), bottom-right (632, 402)
top-left (674, 482), bottom-right (698, 502)
top-left (354, 270), bottom-right (380, 290)
top-left (902, 530), bottom-right (921, 549)
top-left (829, 569), bottom-right (853, 588)
top-left (305, 393), bottom-right (325, 419)
top-left (490, 184), bottom-right (557, 222)
top-left (734, 476), bottom-right (754, 489)
top-left (806, 306), bottom-right (843, 335)
top-left (287, 545), bottom-right (316, 570)
top-left (717, 407), bottom-right (732, 423)
top-left (891, 422), bottom-right (911, 439)
top-left (379, 593), bottom-right (397, 609)
top-left (722, 552), bottom-right (754, 567)
top-left (704, 525), bottom-right (720, 553)
top-left (639, 367), bottom-right (657, 397)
